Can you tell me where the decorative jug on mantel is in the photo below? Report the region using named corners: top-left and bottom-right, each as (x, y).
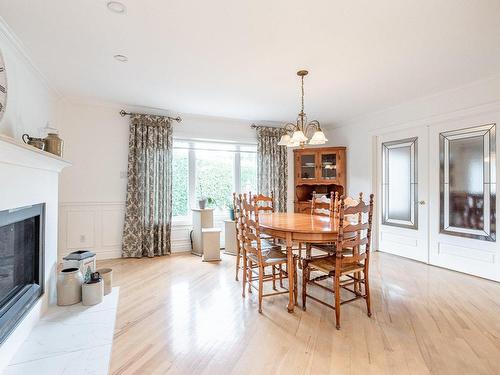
top-left (44, 132), bottom-right (64, 157)
top-left (22, 133), bottom-right (45, 151)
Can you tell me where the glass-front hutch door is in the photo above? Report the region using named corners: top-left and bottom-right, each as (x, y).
top-left (319, 151), bottom-right (337, 181)
top-left (298, 152), bottom-right (318, 182)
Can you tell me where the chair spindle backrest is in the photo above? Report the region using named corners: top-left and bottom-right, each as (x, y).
top-left (233, 193), bottom-right (244, 255)
top-left (241, 194), bottom-right (264, 264)
top-left (335, 193), bottom-right (375, 268)
top-left (253, 192), bottom-right (275, 213)
top-left (311, 191), bottom-right (334, 217)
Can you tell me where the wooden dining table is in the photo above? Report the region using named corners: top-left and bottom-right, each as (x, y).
top-left (258, 212), bottom-right (341, 313)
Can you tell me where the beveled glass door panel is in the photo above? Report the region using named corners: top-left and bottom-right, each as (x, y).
top-left (320, 153), bottom-right (337, 180)
top-left (440, 124), bottom-right (496, 241)
top-left (300, 153), bottom-right (317, 180)
top-left (378, 127), bottom-right (428, 264)
top-left (382, 138), bottom-right (418, 229)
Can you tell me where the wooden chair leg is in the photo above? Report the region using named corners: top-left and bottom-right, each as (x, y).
top-left (248, 259), bottom-right (253, 293)
top-left (293, 257), bottom-right (298, 305)
top-left (272, 265), bottom-right (277, 290)
top-left (306, 243), bottom-right (311, 259)
top-left (235, 246), bottom-right (240, 281)
top-left (279, 264), bottom-right (283, 288)
top-left (364, 268), bottom-right (372, 317)
top-left (242, 253), bottom-right (247, 298)
top-left (302, 263), bottom-right (308, 311)
top-left (258, 266), bottom-right (264, 313)
top-left (334, 275), bottom-right (341, 329)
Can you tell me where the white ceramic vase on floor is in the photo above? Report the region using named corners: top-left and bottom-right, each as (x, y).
top-left (82, 280), bottom-right (104, 306)
top-left (57, 268), bottom-right (84, 306)
top-left (97, 268), bottom-right (113, 295)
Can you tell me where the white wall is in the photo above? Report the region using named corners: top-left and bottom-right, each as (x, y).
top-left (57, 99), bottom-right (290, 259)
top-left (328, 73), bottom-right (500, 197)
top-left (326, 74), bottom-right (500, 281)
top-left (0, 20), bottom-right (58, 139)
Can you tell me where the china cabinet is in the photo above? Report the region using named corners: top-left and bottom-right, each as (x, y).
top-left (293, 147), bottom-right (346, 213)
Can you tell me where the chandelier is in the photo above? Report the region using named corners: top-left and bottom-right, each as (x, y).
top-left (277, 70), bottom-right (328, 148)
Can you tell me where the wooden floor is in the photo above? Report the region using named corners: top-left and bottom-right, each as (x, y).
top-left (99, 252), bottom-right (500, 375)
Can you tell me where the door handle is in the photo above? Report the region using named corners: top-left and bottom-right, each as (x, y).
top-left (418, 200), bottom-right (426, 205)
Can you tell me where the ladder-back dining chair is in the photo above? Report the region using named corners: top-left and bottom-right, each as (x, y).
top-left (303, 192), bottom-right (337, 260)
top-left (241, 196), bottom-right (292, 313)
top-left (302, 193), bottom-right (374, 329)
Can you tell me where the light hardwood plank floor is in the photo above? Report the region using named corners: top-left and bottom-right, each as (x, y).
top-left (99, 252), bottom-right (500, 375)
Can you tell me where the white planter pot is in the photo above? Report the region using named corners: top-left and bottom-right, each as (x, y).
top-left (82, 280), bottom-right (104, 306)
top-left (97, 268), bottom-right (113, 295)
top-left (57, 268), bottom-right (84, 306)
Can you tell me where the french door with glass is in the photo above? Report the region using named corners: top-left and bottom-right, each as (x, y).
top-left (377, 119), bottom-right (498, 281)
top-left (377, 127), bottom-right (429, 263)
top-left (428, 118), bottom-right (497, 280)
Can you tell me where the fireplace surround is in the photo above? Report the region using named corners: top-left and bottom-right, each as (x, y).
top-left (0, 134), bottom-right (71, 372)
top-left (0, 204), bottom-right (45, 345)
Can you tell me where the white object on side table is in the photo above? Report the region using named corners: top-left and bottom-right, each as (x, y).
top-left (202, 228), bottom-right (221, 262)
top-left (191, 208), bottom-right (214, 256)
top-left (62, 250), bottom-right (96, 277)
top-left (224, 219), bottom-right (237, 255)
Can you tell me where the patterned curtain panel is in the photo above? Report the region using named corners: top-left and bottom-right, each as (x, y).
top-left (122, 114), bottom-right (173, 257)
top-left (256, 126), bottom-right (288, 212)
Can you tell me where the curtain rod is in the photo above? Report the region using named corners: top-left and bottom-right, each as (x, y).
top-left (251, 123), bottom-right (283, 129)
top-left (119, 109), bottom-right (182, 123)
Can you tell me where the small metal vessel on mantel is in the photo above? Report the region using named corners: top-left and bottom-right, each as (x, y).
top-left (44, 132), bottom-right (64, 157)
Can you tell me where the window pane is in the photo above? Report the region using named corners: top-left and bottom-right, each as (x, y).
top-left (172, 149), bottom-right (189, 217)
top-left (195, 150), bottom-right (235, 212)
top-left (382, 138), bottom-right (417, 228)
top-left (240, 152), bottom-right (257, 194)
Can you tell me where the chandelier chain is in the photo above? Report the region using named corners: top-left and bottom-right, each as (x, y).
top-left (301, 75), bottom-right (305, 114)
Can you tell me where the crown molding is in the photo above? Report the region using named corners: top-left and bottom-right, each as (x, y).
top-left (0, 15), bottom-right (61, 99)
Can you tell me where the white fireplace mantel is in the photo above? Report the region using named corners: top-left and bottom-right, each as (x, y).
top-left (0, 134), bottom-right (71, 373)
top-left (0, 134), bottom-right (71, 172)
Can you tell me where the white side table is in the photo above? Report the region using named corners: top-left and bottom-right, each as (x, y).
top-left (224, 220), bottom-right (237, 255)
top-left (191, 208), bottom-right (214, 256)
top-left (202, 228), bottom-right (221, 262)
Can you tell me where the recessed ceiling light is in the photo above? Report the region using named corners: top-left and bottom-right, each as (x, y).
top-left (113, 54), bottom-right (128, 62)
top-left (107, 1), bottom-right (126, 14)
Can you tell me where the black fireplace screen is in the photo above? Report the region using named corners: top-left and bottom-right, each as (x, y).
top-left (0, 204), bottom-right (44, 344)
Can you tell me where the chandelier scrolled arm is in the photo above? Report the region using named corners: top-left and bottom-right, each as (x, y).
top-left (305, 120), bottom-right (321, 137)
top-left (283, 122), bottom-right (298, 134)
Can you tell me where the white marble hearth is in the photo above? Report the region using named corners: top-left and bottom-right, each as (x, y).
top-left (3, 288), bottom-right (119, 375)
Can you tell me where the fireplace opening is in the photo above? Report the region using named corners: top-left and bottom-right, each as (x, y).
top-left (0, 204), bottom-right (44, 345)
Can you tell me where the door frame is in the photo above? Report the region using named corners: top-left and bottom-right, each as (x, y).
top-left (374, 126), bottom-right (430, 263)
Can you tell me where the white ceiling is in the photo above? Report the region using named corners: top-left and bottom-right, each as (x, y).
top-left (1, 0), bottom-right (500, 126)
